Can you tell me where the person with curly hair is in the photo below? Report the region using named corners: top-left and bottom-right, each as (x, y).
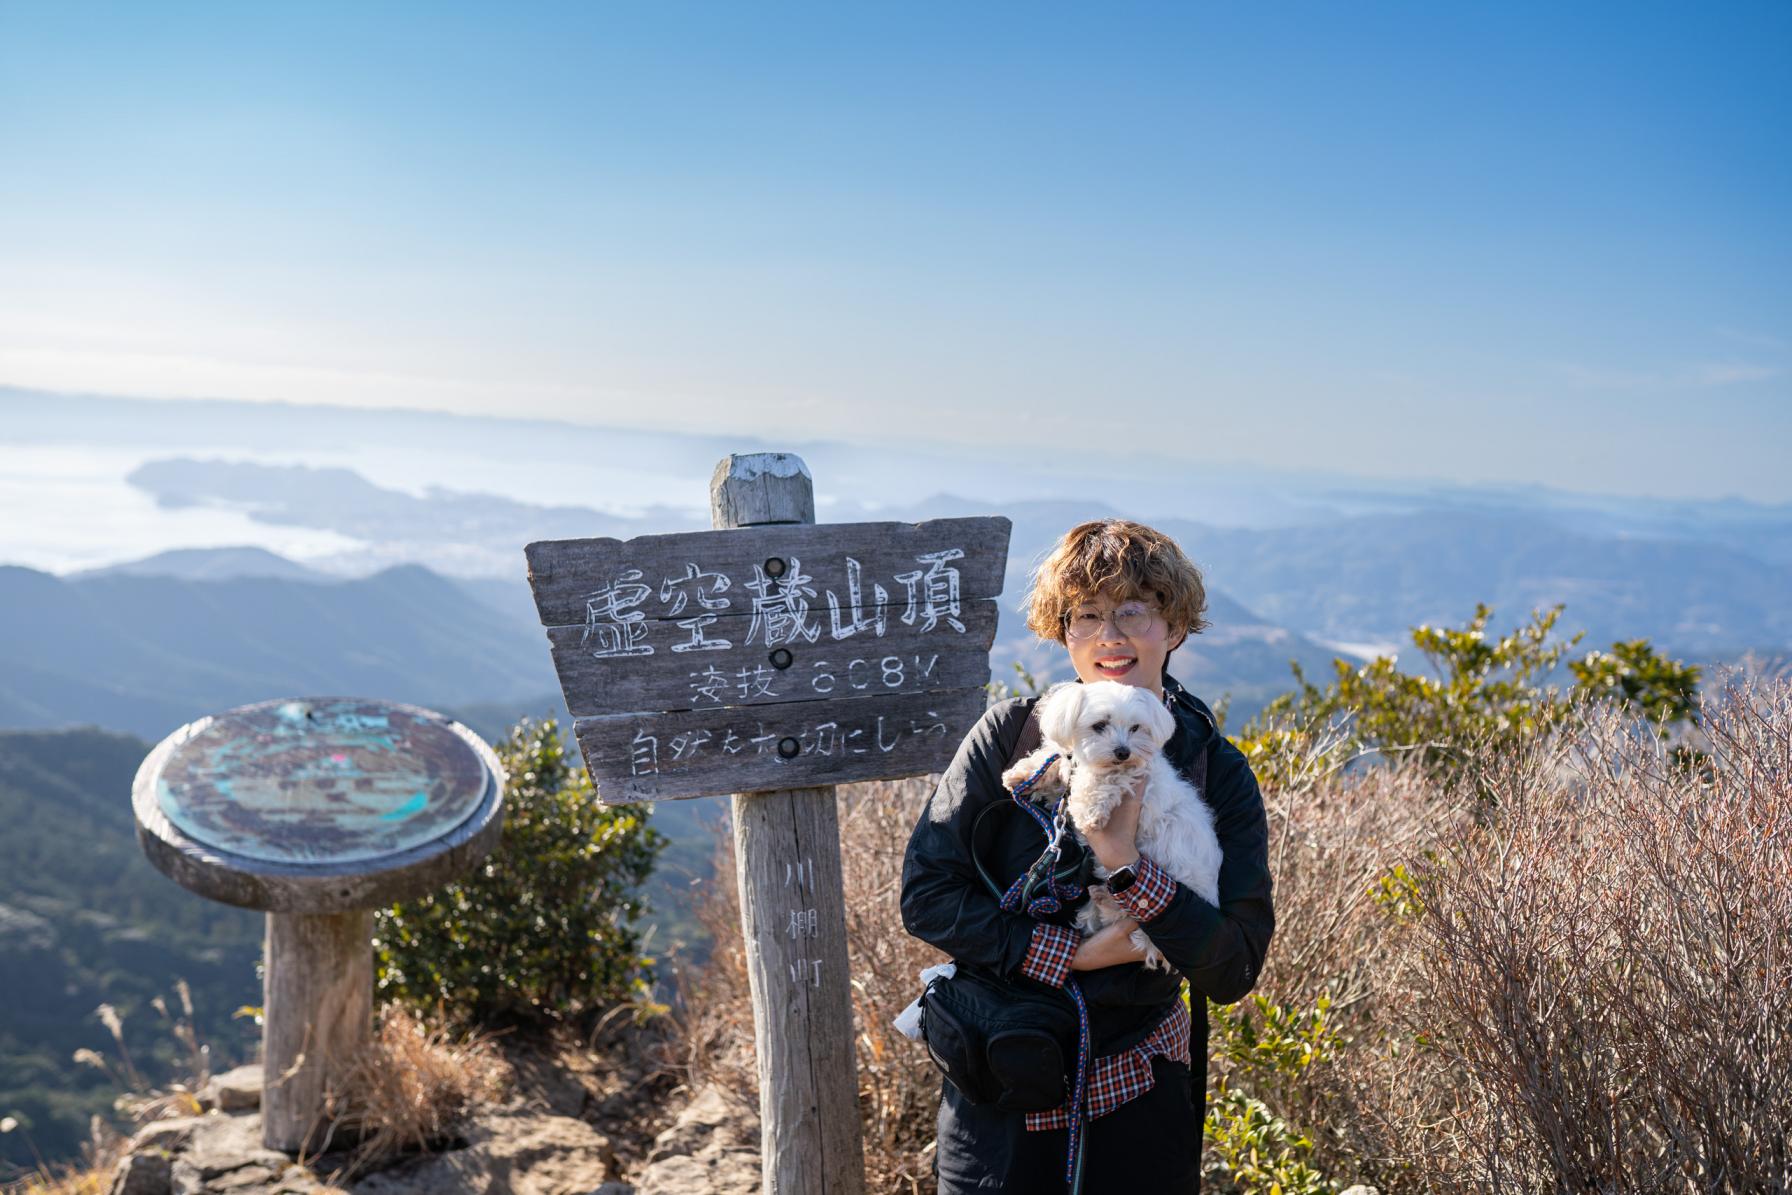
top-left (901, 518), bottom-right (1276, 1193)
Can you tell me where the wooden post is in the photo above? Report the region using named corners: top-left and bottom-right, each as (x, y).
top-left (711, 453), bottom-right (867, 1195)
top-left (262, 909), bottom-right (374, 1152)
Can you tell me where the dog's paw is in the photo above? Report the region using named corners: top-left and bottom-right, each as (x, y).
top-left (1132, 929), bottom-right (1169, 972)
top-left (1075, 901), bottom-right (1108, 938)
top-left (1068, 785), bottom-right (1123, 833)
top-left (1002, 751), bottom-right (1060, 794)
top-left (1068, 794), bottom-right (1111, 831)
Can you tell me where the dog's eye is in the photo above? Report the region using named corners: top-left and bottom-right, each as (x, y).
top-left (1130, 724), bottom-right (1141, 732)
top-left (1090, 720), bottom-right (1108, 733)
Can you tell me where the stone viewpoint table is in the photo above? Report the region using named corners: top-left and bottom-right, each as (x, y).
top-left (132, 697), bottom-right (506, 1152)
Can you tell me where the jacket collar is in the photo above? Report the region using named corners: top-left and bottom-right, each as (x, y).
top-left (1161, 670), bottom-right (1219, 753)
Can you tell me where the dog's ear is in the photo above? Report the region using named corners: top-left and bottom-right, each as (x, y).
top-left (1037, 682), bottom-right (1085, 751)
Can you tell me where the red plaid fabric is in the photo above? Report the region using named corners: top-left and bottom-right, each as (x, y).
top-left (1015, 852), bottom-right (1194, 1131)
top-left (1024, 997), bottom-right (1193, 1131)
top-left (1019, 923), bottom-right (1080, 988)
top-left (1110, 853), bottom-right (1178, 923)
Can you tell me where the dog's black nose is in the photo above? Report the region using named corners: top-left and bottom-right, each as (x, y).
top-left (1113, 745), bottom-right (1131, 761)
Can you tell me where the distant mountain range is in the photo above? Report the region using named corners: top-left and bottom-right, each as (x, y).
top-left (1148, 510), bottom-right (1792, 656)
top-left (0, 562), bottom-right (557, 741)
top-left (126, 457), bottom-right (708, 580)
top-left (72, 545), bottom-right (329, 583)
top-left (11, 385), bottom-right (1785, 673)
top-left (0, 552), bottom-right (1341, 743)
top-left (0, 727), bottom-right (263, 1174)
top-left (991, 501), bottom-right (1792, 673)
top-left (124, 456), bottom-right (1792, 653)
top-left (9, 454), bottom-right (1787, 745)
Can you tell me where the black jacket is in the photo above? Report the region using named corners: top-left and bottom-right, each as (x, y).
top-left (899, 674), bottom-right (1276, 1063)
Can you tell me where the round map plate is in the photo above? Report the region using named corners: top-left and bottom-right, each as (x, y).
top-left (153, 698), bottom-right (490, 865)
top-left (133, 697), bottom-right (506, 913)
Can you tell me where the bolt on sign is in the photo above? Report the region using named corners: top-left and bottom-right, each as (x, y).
top-left (524, 516), bottom-right (1013, 802)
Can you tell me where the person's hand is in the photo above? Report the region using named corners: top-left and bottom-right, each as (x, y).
top-left (1070, 917), bottom-right (1146, 970)
top-left (1082, 770), bottom-right (1145, 872)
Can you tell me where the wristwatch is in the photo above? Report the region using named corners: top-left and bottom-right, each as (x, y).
top-left (1107, 861), bottom-right (1139, 894)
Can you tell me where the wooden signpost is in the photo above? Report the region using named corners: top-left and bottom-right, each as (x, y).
top-left (524, 453), bottom-right (1011, 1195)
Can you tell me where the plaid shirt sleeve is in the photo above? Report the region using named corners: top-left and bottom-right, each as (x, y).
top-left (1110, 853), bottom-right (1178, 924)
top-left (1018, 923), bottom-right (1080, 987)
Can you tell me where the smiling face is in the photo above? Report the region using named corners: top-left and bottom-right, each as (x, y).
top-left (1063, 589), bottom-right (1183, 696)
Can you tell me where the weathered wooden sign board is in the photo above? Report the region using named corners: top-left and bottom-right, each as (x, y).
top-left (524, 517), bottom-right (1011, 802)
top-left (524, 454), bottom-right (1010, 1195)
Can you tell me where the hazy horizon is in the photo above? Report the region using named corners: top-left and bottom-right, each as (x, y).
top-left (6, 387), bottom-right (1791, 585)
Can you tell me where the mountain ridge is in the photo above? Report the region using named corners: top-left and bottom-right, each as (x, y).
top-left (0, 563), bottom-right (553, 740)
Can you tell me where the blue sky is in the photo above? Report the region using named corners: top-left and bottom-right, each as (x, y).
top-left (2, 1), bottom-right (1788, 499)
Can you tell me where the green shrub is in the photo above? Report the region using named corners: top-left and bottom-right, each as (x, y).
top-left (1237, 602), bottom-right (1700, 789)
top-left (1368, 863), bottom-right (1425, 923)
top-left (1204, 1086), bottom-right (1337, 1195)
top-left (1201, 990), bottom-right (1343, 1195)
top-left (372, 718), bottom-right (665, 1027)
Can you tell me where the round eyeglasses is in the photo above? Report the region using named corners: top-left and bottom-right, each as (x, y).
top-left (1064, 600), bottom-right (1161, 641)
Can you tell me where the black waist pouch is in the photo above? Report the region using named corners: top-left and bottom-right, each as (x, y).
top-left (920, 966), bottom-right (1079, 1112)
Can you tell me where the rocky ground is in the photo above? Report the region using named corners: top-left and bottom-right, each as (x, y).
top-left (100, 1060), bottom-right (1386, 1195)
top-left (103, 1027), bottom-right (761, 1195)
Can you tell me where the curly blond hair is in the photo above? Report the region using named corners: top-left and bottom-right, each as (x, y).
top-left (1025, 519), bottom-right (1210, 646)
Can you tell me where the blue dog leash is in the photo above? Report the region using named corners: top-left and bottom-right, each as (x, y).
top-left (999, 755), bottom-right (1091, 1195)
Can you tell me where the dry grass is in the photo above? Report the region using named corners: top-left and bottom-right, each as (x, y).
top-left (837, 779), bottom-right (954, 1194)
top-left (312, 1002), bottom-right (510, 1180)
top-left (11, 1000), bottom-right (667, 1192)
top-left (672, 778), bottom-right (946, 1194)
top-left (667, 831), bottom-right (758, 1101)
top-left (2, 981), bottom-right (213, 1195)
top-left (0, 1118), bottom-right (126, 1195)
top-left (8, 1001), bottom-right (509, 1192)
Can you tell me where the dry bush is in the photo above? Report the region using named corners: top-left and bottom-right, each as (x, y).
top-left (1219, 738), bottom-right (1474, 1189)
top-left (670, 830), bottom-right (758, 1101)
top-left (837, 778), bottom-right (952, 1194)
top-left (314, 1002), bottom-right (509, 1180)
top-left (673, 778), bottom-right (945, 1194)
top-left (1405, 676), bottom-right (1792, 1192)
top-left (1235, 675), bottom-right (1792, 1193)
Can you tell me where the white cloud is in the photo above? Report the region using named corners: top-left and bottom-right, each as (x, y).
top-left (1693, 361), bottom-right (1779, 386)
top-left (1714, 326), bottom-right (1789, 352)
top-left (1553, 360), bottom-right (1780, 390)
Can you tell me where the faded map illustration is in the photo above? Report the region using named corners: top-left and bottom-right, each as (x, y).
top-left (154, 698), bottom-right (493, 865)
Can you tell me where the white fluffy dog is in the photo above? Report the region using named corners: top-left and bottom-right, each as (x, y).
top-left (1002, 681), bottom-right (1222, 971)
